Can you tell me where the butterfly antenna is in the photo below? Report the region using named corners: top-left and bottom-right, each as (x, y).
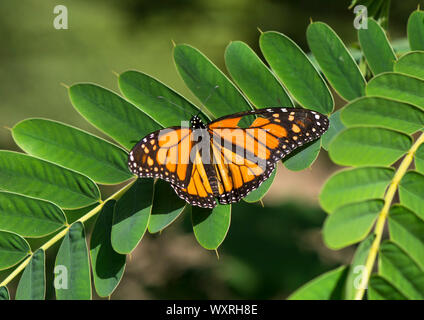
top-left (157, 95), bottom-right (185, 111)
top-left (203, 85), bottom-right (219, 106)
top-left (192, 85), bottom-right (219, 120)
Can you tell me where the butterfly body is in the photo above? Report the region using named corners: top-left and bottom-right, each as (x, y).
top-left (128, 107), bottom-right (329, 208)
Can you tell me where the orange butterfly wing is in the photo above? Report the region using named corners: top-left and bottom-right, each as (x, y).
top-left (128, 127), bottom-right (193, 188)
top-left (128, 108), bottom-right (329, 208)
top-left (207, 107), bottom-right (329, 205)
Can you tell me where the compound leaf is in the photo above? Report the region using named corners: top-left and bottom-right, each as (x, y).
top-left (15, 249), bottom-right (45, 300)
top-left (379, 241), bottom-right (424, 300)
top-left (0, 151), bottom-right (100, 209)
top-left (321, 109), bottom-right (346, 151)
top-left (192, 204), bottom-right (231, 250)
top-left (225, 41), bottom-right (293, 108)
top-left (319, 167), bottom-right (394, 213)
top-left (415, 144), bottom-right (424, 174)
top-left (173, 44), bottom-right (252, 124)
top-left (366, 73), bottom-right (424, 111)
top-left (307, 22), bottom-right (366, 101)
top-left (329, 127), bottom-right (412, 167)
top-left (119, 71), bottom-right (209, 126)
top-left (407, 10), bottom-right (424, 51)
top-left (69, 83), bottom-right (161, 151)
top-left (283, 139), bottom-right (321, 171)
top-left (389, 205), bottom-right (424, 270)
top-left (12, 119), bottom-right (132, 185)
top-left (0, 230), bottom-right (30, 270)
top-left (260, 31), bottom-right (333, 114)
top-left (288, 266), bottom-right (348, 300)
top-left (0, 287), bottom-right (9, 300)
top-left (0, 192), bottom-right (66, 237)
top-left (368, 275), bottom-right (408, 300)
top-left (148, 179), bottom-right (187, 233)
top-left (111, 179), bottom-right (153, 254)
top-left (91, 200), bottom-right (126, 297)
top-left (358, 18), bottom-right (396, 75)
top-left (55, 222), bottom-right (91, 300)
top-left (344, 234), bottom-right (375, 300)
top-left (341, 97), bottom-right (424, 135)
top-left (323, 200), bottom-right (382, 249)
top-left (398, 171), bottom-right (424, 220)
top-left (395, 51), bottom-right (424, 80)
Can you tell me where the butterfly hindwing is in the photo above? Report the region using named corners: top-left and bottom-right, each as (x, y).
top-left (128, 127), bottom-right (193, 188)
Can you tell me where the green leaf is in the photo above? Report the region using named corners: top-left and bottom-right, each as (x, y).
top-left (69, 83), bottom-right (161, 151)
top-left (192, 204), bottom-right (231, 250)
top-left (389, 205), bottom-right (424, 270)
top-left (366, 73), bottom-right (424, 110)
top-left (368, 275), bottom-right (408, 300)
top-left (259, 31), bottom-right (333, 114)
top-left (12, 119), bottom-right (132, 185)
top-left (15, 249), bottom-right (45, 300)
top-left (111, 179), bottom-right (153, 254)
top-left (306, 22), bottom-right (366, 101)
top-left (319, 167), bottom-right (394, 213)
top-left (379, 241), bottom-right (424, 300)
top-left (173, 44), bottom-right (252, 123)
top-left (0, 286), bottom-right (9, 300)
top-left (0, 231), bottom-right (30, 270)
top-left (225, 41), bottom-right (293, 108)
top-left (399, 171), bottom-right (424, 220)
top-left (288, 266), bottom-right (348, 300)
top-left (323, 200), bottom-right (382, 249)
top-left (321, 109), bottom-right (346, 151)
top-left (407, 10), bottom-right (424, 51)
top-left (283, 139), bottom-right (321, 171)
top-left (91, 200), bottom-right (126, 298)
top-left (341, 97), bottom-right (424, 135)
top-left (243, 167), bottom-right (277, 203)
top-left (148, 179), bottom-right (187, 233)
top-left (0, 151), bottom-right (100, 209)
top-left (415, 144), bottom-right (424, 174)
top-left (344, 234), bottom-right (375, 300)
top-left (118, 71), bottom-right (209, 126)
top-left (329, 127), bottom-right (412, 167)
top-left (394, 51), bottom-right (424, 80)
top-left (0, 192), bottom-right (66, 237)
top-left (358, 18), bottom-right (396, 75)
top-left (55, 222), bottom-right (91, 300)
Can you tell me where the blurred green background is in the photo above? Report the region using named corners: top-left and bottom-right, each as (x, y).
top-left (0, 0), bottom-right (421, 299)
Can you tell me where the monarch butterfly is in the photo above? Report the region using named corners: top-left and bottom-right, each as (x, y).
top-left (128, 107), bottom-right (329, 208)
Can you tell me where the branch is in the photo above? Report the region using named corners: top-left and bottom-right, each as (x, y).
top-left (354, 131), bottom-right (424, 300)
top-left (0, 178), bottom-right (136, 288)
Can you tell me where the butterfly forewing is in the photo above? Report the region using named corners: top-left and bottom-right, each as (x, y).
top-left (207, 108), bottom-right (329, 205)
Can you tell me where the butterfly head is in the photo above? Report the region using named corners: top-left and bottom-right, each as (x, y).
top-left (190, 114), bottom-right (206, 129)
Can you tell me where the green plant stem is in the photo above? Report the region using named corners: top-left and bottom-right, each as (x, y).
top-left (354, 131), bottom-right (424, 300)
top-left (0, 178), bottom-right (136, 288)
